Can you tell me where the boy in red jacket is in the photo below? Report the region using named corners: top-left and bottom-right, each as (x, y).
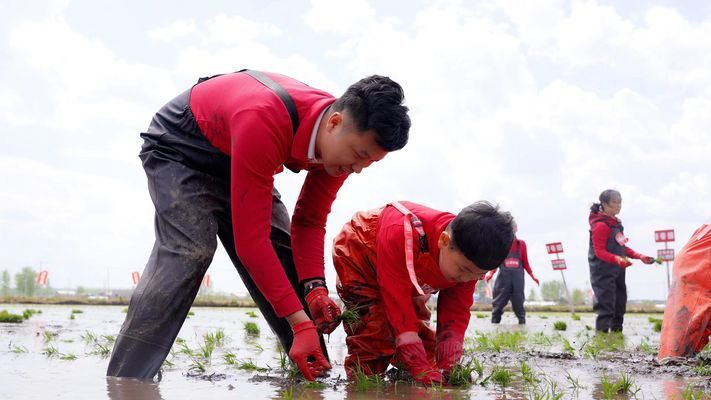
top-left (107, 70), bottom-right (411, 381)
top-left (331, 201), bottom-right (514, 384)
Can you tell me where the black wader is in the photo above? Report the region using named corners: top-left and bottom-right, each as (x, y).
top-left (107, 72), bottom-right (324, 379)
top-left (588, 221), bottom-right (627, 333)
top-left (491, 240), bottom-right (526, 324)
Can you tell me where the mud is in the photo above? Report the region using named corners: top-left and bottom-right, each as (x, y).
top-left (1, 304), bottom-right (709, 399)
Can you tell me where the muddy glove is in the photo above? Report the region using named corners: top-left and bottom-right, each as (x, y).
top-left (289, 320), bottom-right (331, 381)
top-left (640, 255), bottom-right (655, 264)
top-left (615, 256), bottom-right (633, 268)
top-left (305, 284), bottom-right (341, 334)
top-left (396, 333), bottom-right (443, 385)
top-left (436, 339), bottom-right (463, 376)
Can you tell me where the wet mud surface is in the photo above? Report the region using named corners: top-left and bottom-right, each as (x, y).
top-left (1, 304), bottom-right (709, 399)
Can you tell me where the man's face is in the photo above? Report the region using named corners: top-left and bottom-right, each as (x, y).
top-left (437, 231), bottom-right (488, 283)
top-left (317, 111), bottom-right (389, 177)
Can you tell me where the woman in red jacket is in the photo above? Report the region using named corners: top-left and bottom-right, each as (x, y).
top-left (588, 189), bottom-right (654, 333)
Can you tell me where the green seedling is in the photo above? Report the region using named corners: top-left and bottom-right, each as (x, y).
top-left (103, 335), bottom-right (116, 344)
top-left (0, 310), bottom-right (24, 323)
top-left (693, 363), bottom-right (711, 376)
top-left (22, 309), bottom-right (42, 319)
top-left (71, 309), bottom-right (84, 314)
top-left (81, 331), bottom-right (97, 344)
top-left (337, 304), bottom-right (366, 330)
top-left (561, 337), bottom-right (575, 355)
top-left (585, 324), bottom-right (592, 330)
top-left (249, 341), bottom-right (264, 353)
top-left (244, 322), bottom-right (260, 336)
top-left (42, 345), bottom-right (59, 358)
top-left (223, 352), bottom-right (237, 365)
top-left (681, 384), bottom-right (704, 400)
top-left (277, 346), bottom-right (289, 371)
top-left (529, 332), bottom-right (553, 350)
top-left (43, 330), bottom-right (54, 343)
top-left (90, 341), bottom-right (112, 358)
top-left (351, 362), bottom-right (385, 392)
top-left (198, 338), bottom-right (215, 359)
top-left (246, 310), bottom-right (258, 318)
top-left (60, 353), bottom-right (77, 361)
top-left (121, 307), bottom-right (128, 313)
top-left (654, 256), bottom-right (664, 264)
top-left (281, 386), bottom-right (294, 400)
top-left (70, 313), bottom-right (76, 320)
top-left (447, 355), bottom-right (481, 386)
top-left (472, 330), bottom-right (525, 352)
top-left (11, 345), bottom-right (28, 353)
top-left (637, 337), bottom-right (657, 354)
top-left (489, 366), bottom-right (513, 387)
top-left (162, 358), bottom-right (174, 368)
top-left (475, 313), bottom-right (487, 319)
top-left (188, 359), bottom-right (206, 374)
top-left (653, 320), bottom-right (662, 332)
top-left (571, 314), bottom-right (581, 321)
top-left (187, 311), bottom-right (195, 318)
top-left (303, 381), bottom-right (327, 389)
top-left (237, 359), bottom-right (269, 372)
top-left (539, 315), bottom-right (549, 320)
top-left (203, 330), bottom-right (225, 348)
top-left (553, 321), bottom-right (567, 331)
top-left (520, 361), bottom-right (540, 386)
top-left (565, 370), bottom-right (586, 392)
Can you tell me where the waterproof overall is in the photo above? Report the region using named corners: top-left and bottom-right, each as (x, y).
top-left (491, 240), bottom-right (526, 324)
top-left (107, 71), bottom-right (322, 379)
top-left (333, 203), bottom-right (438, 376)
top-left (658, 223), bottom-right (711, 359)
top-left (589, 221), bottom-right (627, 332)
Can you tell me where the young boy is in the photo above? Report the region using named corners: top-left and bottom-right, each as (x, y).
top-left (331, 201), bottom-right (514, 384)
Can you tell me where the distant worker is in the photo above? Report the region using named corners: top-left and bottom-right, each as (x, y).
top-left (485, 222), bottom-right (539, 325)
top-left (588, 189), bottom-right (655, 333)
top-left (658, 222), bottom-right (710, 359)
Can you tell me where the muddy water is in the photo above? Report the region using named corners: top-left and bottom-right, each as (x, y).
top-left (1, 304), bottom-right (709, 399)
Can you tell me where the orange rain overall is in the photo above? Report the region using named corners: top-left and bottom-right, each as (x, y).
top-left (658, 223), bottom-right (711, 359)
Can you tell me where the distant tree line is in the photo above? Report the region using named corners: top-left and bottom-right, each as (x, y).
top-left (1, 266), bottom-right (53, 297)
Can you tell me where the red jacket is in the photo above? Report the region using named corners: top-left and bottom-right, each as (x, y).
top-left (486, 238), bottom-right (537, 281)
top-left (371, 202), bottom-right (474, 341)
top-left (588, 212), bottom-right (643, 265)
top-left (190, 72), bottom-right (347, 317)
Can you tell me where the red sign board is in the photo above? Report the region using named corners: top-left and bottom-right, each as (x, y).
top-left (202, 274), bottom-right (211, 288)
top-left (655, 229), bottom-right (675, 243)
top-left (551, 259), bottom-right (567, 270)
top-left (131, 271), bottom-right (141, 285)
top-left (657, 248), bottom-right (675, 261)
top-left (546, 242), bottom-right (564, 254)
top-left (36, 270), bottom-right (48, 287)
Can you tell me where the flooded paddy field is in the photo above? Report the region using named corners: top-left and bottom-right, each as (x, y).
top-left (1, 304), bottom-right (709, 399)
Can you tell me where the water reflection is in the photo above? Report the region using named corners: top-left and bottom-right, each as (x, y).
top-left (106, 377), bottom-right (163, 400)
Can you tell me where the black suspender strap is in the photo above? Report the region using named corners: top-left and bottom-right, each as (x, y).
top-left (240, 69), bottom-right (300, 136)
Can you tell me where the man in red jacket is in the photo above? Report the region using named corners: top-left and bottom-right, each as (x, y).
top-left (107, 70), bottom-right (411, 381)
top-left (332, 201), bottom-right (514, 384)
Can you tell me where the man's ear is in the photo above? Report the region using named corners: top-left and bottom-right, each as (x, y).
top-left (326, 111), bottom-right (343, 132)
top-left (438, 230), bottom-right (451, 249)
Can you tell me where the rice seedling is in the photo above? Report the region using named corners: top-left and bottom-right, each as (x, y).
top-left (585, 325), bottom-right (592, 330)
top-left (103, 335), bottom-right (116, 344)
top-left (0, 310), bottom-right (24, 323)
top-left (90, 341), bottom-right (112, 358)
top-left (121, 307), bottom-right (128, 313)
top-left (447, 355), bottom-right (481, 386)
top-left (249, 341), bottom-right (264, 353)
top-left (653, 320), bottom-right (662, 332)
top-left (204, 329), bottom-right (225, 348)
top-left (43, 330), bottom-right (54, 343)
top-left (162, 358), bottom-right (174, 368)
top-left (472, 330), bottom-right (525, 352)
top-left (237, 359), bottom-right (269, 372)
top-left (187, 311), bottom-right (195, 317)
top-left (246, 310), bottom-right (258, 318)
top-left (60, 353), bottom-right (77, 361)
top-left (351, 362), bottom-right (385, 392)
top-left (42, 345), bottom-right (59, 358)
top-left (617, 372), bottom-right (639, 395)
top-left (69, 313), bottom-right (76, 320)
top-left (571, 314), bottom-right (581, 321)
top-left (276, 345), bottom-right (289, 371)
top-left (71, 309), bottom-right (84, 314)
top-left (11, 345), bottom-right (28, 353)
top-left (489, 366), bottom-right (513, 388)
top-left (539, 315), bottom-right (549, 320)
top-left (81, 330), bottom-right (97, 344)
top-left (564, 370), bottom-right (586, 392)
top-left (223, 352), bottom-right (237, 365)
top-left (681, 384), bottom-right (704, 400)
top-left (475, 313), bottom-right (487, 319)
top-left (520, 361), bottom-right (540, 386)
top-left (244, 322), bottom-right (260, 336)
top-left (636, 337), bottom-right (657, 355)
top-left (561, 337), bottom-right (575, 355)
top-left (176, 339), bottom-right (194, 357)
top-left (337, 304), bottom-right (366, 330)
top-left (529, 332), bottom-right (553, 350)
top-left (22, 309), bottom-right (41, 319)
top-left (281, 385), bottom-right (294, 400)
top-left (553, 321), bottom-right (567, 331)
top-left (693, 363), bottom-right (711, 376)
top-left (302, 381), bottom-right (327, 389)
top-left (600, 372), bottom-right (619, 399)
top-left (197, 338), bottom-right (215, 359)
top-left (188, 359), bottom-right (206, 374)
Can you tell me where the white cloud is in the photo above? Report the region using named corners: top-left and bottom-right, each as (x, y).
top-left (204, 14), bottom-right (281, 45)
top-left (303, 0), bottom-right (377, 36)
top-left (148, 19), bottom-right (196, 42)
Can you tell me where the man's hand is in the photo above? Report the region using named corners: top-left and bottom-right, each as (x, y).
top-left (616, 256), bottom-right (633, 268)
top-left (397, 341), bottom-right (444, 385)
top-left (484, 270), bottom-right (495, 283)
top-left (532, 277), bottom-right (540, 286)
top-left (436, 340), bottom-right (463, 376)
top-left (305, 286), bottom-right (341, 334)
top-left (288, 320), bottom-right (331, 381)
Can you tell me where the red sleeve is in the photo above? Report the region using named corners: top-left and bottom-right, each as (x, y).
top-left (625, 246), bottom-right (643, 259)
top-left (519, 241), bottom-right (537, 280)
top-left (376, 225), bottom-right (420, 337)
top-left (229, 110), bottom-right (301, 318)
top-left (435, 280), bottom-right (475, 344)
top-left (591, 223), bottom-right (620, 264)
top-left (291, 170), bottom-right (348, 282)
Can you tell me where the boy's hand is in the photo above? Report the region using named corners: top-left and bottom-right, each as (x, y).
top-left (484, 270), bottom-right (495, 283)
top-left (305, 286), bottom-right (341, 334)
top-left (532, 277), bottom-right (540, 286)
top-left (436, 340), bottom-right (463, 375)
top-left (616, 256), bottom-right (633, 268)
top-left (396, 341), bottom-right (444, 385)
top-left (289, 320), bottom-right (331, 381)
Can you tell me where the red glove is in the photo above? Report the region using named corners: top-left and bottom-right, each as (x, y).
top-left (640, 255), bottom-right (655, 265)
top-left (397, 341), bottom-right (443, 385)
top-left (288, 320), bottom-right (331, 381)
top-left (305, 287), bottom-right (341, 334)
top-left (436, 340), bottom-right (463, 375)
top-left (484, 270), bottom-right (495, 283)
top-left (616, 256), bottom-right (633, 268)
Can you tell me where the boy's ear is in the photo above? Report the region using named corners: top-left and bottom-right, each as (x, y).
top-left (438, 231), bottom-right (451, 249)
top-left (326, 111), bottom-right (343, 131)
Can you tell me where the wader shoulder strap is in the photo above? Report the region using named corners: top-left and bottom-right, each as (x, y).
top-left (388, 201), bottom-right (429, 296)
top-left (197, 69), bottom-right (300, 136)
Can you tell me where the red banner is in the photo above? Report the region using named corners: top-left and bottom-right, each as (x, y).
top-left (551, 259), bottom-right (567, 270)
top-left (545, 242), bottom-right (564, 254)
top-left (657, 248), bottom-right (675, 261)
top-left (655, 229), bottom-right (675, 243)
top-left (36, 270), bottom-right (48, 286)
top-left (131, 271), bottom-right (141, 285)
top-left (202, 274), bottom-right (211, 288)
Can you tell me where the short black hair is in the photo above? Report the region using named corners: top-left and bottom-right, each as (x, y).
top-left (332, 75), bottom-right (410, 151)
top-left (449, 201), bottom-right (515, 271)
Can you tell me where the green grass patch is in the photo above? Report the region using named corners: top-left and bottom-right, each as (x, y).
top-left (246, 310), bottom-right (258, 318)
top-left (244, 322), bottom-right (260, 336)
top-left (70, 309), bottom-right (84, 314)
top-left (0, 310), bottom-right (24, 323)
top-left (553, 321), bottom-right (567, 331)
top-left (23, 309), bottom-right (42, 319)
top-left (571, 314), bottom-right (581, 321)
top-left (475, 313), bottom-right (487, 319)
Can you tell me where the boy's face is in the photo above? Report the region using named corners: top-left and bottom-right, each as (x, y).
top-left (437, 231), bottom-right (488, 283)
top-left (317, 111), bottom-right (389, 177)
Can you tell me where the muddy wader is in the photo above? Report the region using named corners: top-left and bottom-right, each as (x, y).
top-left (588, 221), bottom-right (627, 333)
top-left (107, 71), bottom-right (325, 379)
top-left (491, 240), bottom-right (526, 324)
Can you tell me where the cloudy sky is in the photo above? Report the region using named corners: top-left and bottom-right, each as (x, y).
top-left (1, 0), bottom-right (709, 301)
